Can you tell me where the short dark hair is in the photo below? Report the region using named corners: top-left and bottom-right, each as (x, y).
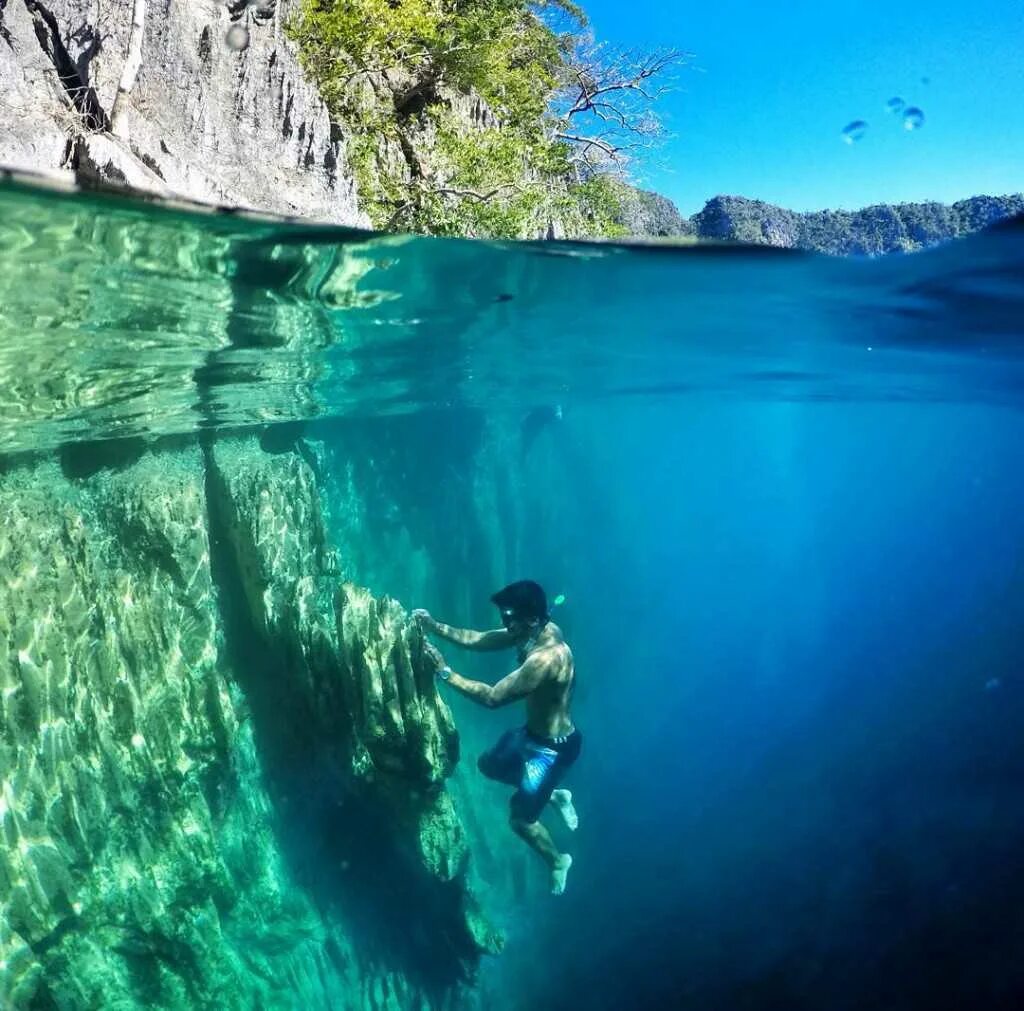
top-left (491, 580), bottom-right (548, 623)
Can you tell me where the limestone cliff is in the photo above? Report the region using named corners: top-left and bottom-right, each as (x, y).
top-left (610, 182), bottom-right (693, 239)
top-left (0, 434), bottom-right (502, 1010)
top-left (686, 193), bottom-right (1024, 254)
top-left (0, 0), bottom-right (364, 222)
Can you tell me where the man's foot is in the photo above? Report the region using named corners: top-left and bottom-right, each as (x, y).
top-left (551, 854), bottom-right (572, 895)
top-left (551, 789), bottom-right (578, 831)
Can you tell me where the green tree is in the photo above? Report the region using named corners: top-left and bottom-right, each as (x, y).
top-left (289, 0), bottom-right (684, 238)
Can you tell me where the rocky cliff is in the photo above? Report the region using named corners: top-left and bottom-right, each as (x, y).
top-left (686, 193), bottom-right (1024, 254)
top-left (610, 183), bottom-right (693, 239)
top-left (0, 433), bottom-right (509, 1010)
top-left (0, 0), bottom-right (363, 222)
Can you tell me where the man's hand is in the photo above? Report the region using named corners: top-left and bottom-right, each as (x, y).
top-left (412, 608), bottom-right (437, 632)
top-left (423, 641), bottom-right (447, 672)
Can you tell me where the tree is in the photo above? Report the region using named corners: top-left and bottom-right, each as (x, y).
top-left (550, 37), bottom-right (687, 175)
top-left (289, 0), bottom-right (686, 237)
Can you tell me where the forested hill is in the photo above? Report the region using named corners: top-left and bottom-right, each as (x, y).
top-left (621, 189), bottom-right (1024, 254)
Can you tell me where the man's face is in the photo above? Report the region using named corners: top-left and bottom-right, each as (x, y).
top-left (500, 609), bottom-right (533, 639)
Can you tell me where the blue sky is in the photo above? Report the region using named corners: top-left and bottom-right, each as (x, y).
top-left (579, 0), bottom-right (1024, 214)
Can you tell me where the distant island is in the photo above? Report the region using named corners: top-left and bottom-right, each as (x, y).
top-left (616, 189), bottom-right (1024, 255)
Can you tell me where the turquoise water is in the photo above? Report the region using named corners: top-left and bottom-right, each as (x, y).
top-left (2, 175), bottom-right (1024, 1010)
top-left (2, 174), bottom-right (1024, 455)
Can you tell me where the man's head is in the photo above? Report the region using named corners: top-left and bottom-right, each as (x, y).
top-left (491, 580), bottom-right (549, 639)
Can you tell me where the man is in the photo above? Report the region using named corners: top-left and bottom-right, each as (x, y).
top-left (413, 580), bottom-right (581, 895)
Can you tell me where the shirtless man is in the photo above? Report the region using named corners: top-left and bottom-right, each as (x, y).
top-left (413, 580), bottom-right (581, 895)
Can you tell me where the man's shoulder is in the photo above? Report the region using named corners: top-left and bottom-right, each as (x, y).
top-left (534, 639), bottom-right (571, 668)
top-left (544, 622), bottom-right (571, 647)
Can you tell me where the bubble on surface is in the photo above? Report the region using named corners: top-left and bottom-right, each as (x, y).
top-left (903, 107), bottom-right (925, 131)
top-left (841, 120), bottom-right (868, 144)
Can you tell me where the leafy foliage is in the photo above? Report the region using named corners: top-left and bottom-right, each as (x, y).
top-left (288, 0), bottom-right (651, 237)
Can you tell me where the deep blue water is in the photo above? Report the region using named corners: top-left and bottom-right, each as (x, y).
top-left (482, 399), bottom-right (1024, 1009)
top-left (2, 175), bottom-right (1024, 1009)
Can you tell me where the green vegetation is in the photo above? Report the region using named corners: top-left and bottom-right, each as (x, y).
top-left (689, 194), bottom-right (1024, 255)
top-left (288, 0), bottom-right (646, 237)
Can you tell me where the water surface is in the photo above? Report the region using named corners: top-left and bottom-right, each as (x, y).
top-left (2, 173), bottom-right (1023, 455)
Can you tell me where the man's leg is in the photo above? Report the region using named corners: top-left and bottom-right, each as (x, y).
top-left (549, 789), bottom-right (578, 830)
top-left (509, 815), bottom-right (573, 895)
top-left (477, 728), bottom-right (524, 786)
top-left (510, 747), bottom-right (574, 895)
top-left (547, 732), bottom-right (582, 832)
top-left (512, 732), bottom-right (582, 892)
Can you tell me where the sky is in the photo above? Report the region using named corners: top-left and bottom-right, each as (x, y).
top-left (578, 0), bottom-right (1024, 214)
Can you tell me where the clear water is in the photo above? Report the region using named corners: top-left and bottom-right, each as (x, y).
top-left (3, 176), bottom-right (1024, 456)
top-left (3, 176), bottom-right (1024, 1009)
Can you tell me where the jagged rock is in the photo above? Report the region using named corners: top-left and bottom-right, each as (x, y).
top-left (205, 436), bottom-right (501, 958)
top-left (0, 449), bottom-right (245, 1007)
top-left (206, 437), bottom-right (464, 788)
top-left (0, 0), bottom-right (365, 222)
top-left (0, 0), bottom-right (71, 177)
top-left (610, 182), bottom-right (693, 238)
top-left (0, 438), bottom-right (499, 1010)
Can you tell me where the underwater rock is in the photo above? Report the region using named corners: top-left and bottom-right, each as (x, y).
top-left (205, 438), bottom-right (484, 886)
top-left (0, 437), bottom-right (499, 1010)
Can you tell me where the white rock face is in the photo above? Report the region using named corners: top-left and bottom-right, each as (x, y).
top-left (0, 0), bottom-right (366, 223)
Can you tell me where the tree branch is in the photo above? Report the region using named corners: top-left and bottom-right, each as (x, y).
top-left (110, 0), bottom-right (145, 139)
top-left (433, 183), bottom-right (521, 201)
top-left (555, 132), bottom-right (621, 157)
top-left (550, 42), bottom-right (687, 176)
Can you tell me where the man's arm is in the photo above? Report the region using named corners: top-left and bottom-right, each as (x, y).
top-left (435, 652), bottom-right (549, 709)
top-left (413, 609), bottom-right (513, 651)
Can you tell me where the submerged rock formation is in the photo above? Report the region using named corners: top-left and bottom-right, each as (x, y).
top-left (0, 0), bottom-right (363, 222)
top-left (0, 434), bottom-right (501, 1010)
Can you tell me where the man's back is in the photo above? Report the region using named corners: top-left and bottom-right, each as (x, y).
top-left (523, 623), bottom-right (575, 739)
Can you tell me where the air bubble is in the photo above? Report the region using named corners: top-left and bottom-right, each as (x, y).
top-left (225, 24), bottom-right (250, 51)
top-left (886, 96), bottom-right (905, 114)
top-left (841, 120), bottom-right (868, 144)
top-left (903, 107), bottom-right (925, 130)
